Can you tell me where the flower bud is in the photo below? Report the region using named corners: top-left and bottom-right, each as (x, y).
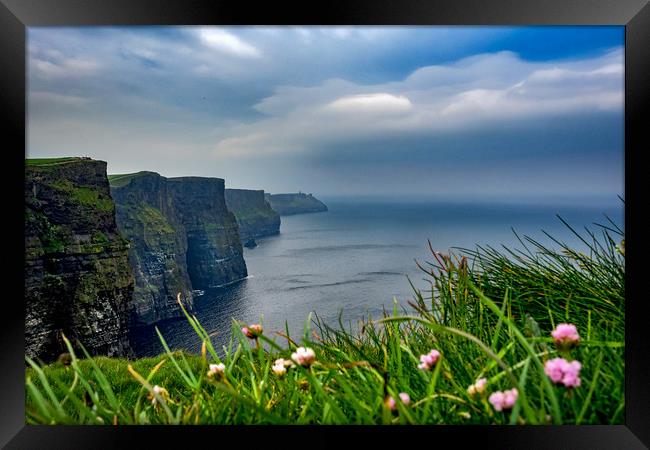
top-left (242, 324), bottom-right (263, 339)
top-left (386, 392), bottom-right (410, 411)
top-left (207, 363), bottom-right (226, 379)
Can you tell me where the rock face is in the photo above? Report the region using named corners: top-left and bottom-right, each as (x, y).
top-left (225, 189), bottom-right (281, 241)
top-left (168, 177), bottom-right (248, 290)
top-left (110, 172), bottom-right (194, 326)
top-left (265, 193), bottom-right (328, 216)
top-left (110, 173), bottom-right (248, 326)
top-left (25, 158), bottom-right (134, 363)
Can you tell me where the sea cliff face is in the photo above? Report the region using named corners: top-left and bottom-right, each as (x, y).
top-left (110, 172), bottom-right (194, 326)
top-left (110, 173), bottom-right (248, 326)
top-left (225, 189), bottom-right (281, 241)
top-left (25, 158), bottom-right (134, 362)
top-left (168, 177), bottom-right (248, 289)
top-left (265, 193), bottom-right (328, 216)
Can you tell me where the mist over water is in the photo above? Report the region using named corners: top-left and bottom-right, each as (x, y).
top-left (130, 197), bottom-right (623, 357)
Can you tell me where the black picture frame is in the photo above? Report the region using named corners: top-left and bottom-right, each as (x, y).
top-left (1, 0), bottom-right (648, 448)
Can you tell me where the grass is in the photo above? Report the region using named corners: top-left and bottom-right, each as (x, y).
top-left (134, 204), bottom-right (175, 235)
top-left (48, 179), bottom-right (114, 212)
top-left (25, 215), bottom-right (624, 425)
top-left (108, 172), bottom-right (150, 188)
top-left (71, 186), bottom-right (115, 212)
top-left (26, 157), bottom-right (83, 166)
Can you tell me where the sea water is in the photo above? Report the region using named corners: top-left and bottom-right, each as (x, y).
top-left (130, 197), bottom-right (623, 356)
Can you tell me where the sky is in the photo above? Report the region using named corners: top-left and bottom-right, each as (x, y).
top-left (27, 26), bottom-right (624, 201)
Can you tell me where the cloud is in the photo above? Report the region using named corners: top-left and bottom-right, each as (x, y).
top-left (291, 26), bottom-right (394, 43)
top-left (29, 91), bottom-right (92, 106)
top-left (31, 57), bottom-right (100, 79)
top-left (325, 93), bottom-right (413, 115)
top-left (213, 48), bottom-right (623, 159)
top-left (528, 64), bottom-right (623, 82)
top-left (26, 27), bottom-right (623, 196)
top-left (212, 132), bottom-right (275, 157)
top-left (196, 28), bottom-right (261, 58)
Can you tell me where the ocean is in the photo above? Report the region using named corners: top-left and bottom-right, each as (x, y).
top-left (129, 197), bottom-right (624, 356)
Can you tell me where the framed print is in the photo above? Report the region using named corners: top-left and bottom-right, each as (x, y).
top-left (1, 0), bottom-right (648, 448)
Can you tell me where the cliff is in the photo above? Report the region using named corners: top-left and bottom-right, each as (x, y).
top-left (109, 172), bottom-right (194, 326)
top-left (168, 177), bottom-right (248, 289)
top-left (25, 158), bottom-right (134, 363)
top-left (225, 189), bottom-right (281, 241)
top-left (265, 193), bottom-right (328, 216)
top-left (110, 173), bottom-right (248, 326)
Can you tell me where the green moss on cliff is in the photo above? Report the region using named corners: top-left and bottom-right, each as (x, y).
top-left (124, 203), bottom-right (177, 249)
top-left (135, 204), bottom-right (174, 234)
top-left (224, 189), bottom-right (281, 241)
top-left (41, 226), bottom-right (67, 253)
top-left (92, 231), bottom-right (109, 244)
top-left (26, 209), bottom-right (71, 254)
top-left (232, 208), bottom-right (278, 222)
top-left (50, 179), bottom-right (114, 212)
top-left (72, 187), bottom-right (114, 212)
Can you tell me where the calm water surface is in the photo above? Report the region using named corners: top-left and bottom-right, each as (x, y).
top-left (130, 198), bottom-right (623, 356)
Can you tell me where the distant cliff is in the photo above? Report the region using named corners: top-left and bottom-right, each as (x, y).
top-left (225, 189), bottom-right (281, 241)
top-left (25, 158), bottom-right (134, 363)
top-left (110, 172), bottom-right (248, 326)
top-left (168, 177), bottom-right (247, 289)
top-left (265, 193), bottom-right (328, 216)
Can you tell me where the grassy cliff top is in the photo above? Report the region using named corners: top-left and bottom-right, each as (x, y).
top-left (26, 157), bottom-right (92, 167)
top-left (108, 172), bottom-right (158, 188)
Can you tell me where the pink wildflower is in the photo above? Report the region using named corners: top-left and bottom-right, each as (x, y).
top-left (386, 392), bottom-right (411, 410)
top-left (544, 357), bottom-right (582, 388)
top-left (551, 323), bottom-right (580, 349)
top-left (291, 347), bottom-right (316, 367)
top-left (489, 388), bottom-right (518, 412)
top-left (272, 358), bottom-right (295, 375)
top-left (242, 324), bottom-right (263, 339)
top-left (503, 388), bottom-right (518, 409)
top-left (467, 377), bottom-right (488, 396)
top-left (417, 349), bottom-right (441, 371)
